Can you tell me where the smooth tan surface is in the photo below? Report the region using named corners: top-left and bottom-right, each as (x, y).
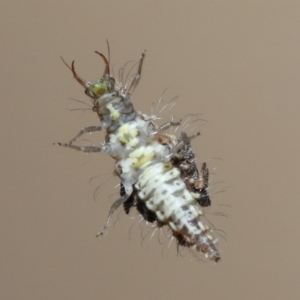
top-left (1, 1), bottom-right (300, 299)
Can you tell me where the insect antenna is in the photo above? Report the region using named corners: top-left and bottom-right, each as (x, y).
top-left (106, 39), bottom-right (110, 68)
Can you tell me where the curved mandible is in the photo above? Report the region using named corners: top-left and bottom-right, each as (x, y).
top-left (95, 51), bottom-right (110, 77)
top-left (60, 56), bottom-right (91, 89)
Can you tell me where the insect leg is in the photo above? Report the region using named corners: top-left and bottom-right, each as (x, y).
top-left (67, 125), bottom-right (102, 145)
top-left (96, 193), bottom-right (131, 236)
top-left (55, 143), bottom-right (103, 153)
top-left (148, 120), bottom-right (181, 137)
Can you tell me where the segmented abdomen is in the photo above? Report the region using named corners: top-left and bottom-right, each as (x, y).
top-left (135, 162), bottom-right (220, 262)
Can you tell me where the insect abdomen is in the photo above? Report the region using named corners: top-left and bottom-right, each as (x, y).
top-left (135, 162), bottom-right (220, 262)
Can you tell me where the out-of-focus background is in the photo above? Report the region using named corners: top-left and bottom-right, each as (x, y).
top-left (1, 1), bottom-right (300, 299)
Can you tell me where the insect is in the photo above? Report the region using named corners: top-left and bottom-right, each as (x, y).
top-left (56, 46), bottom-right (220, 262)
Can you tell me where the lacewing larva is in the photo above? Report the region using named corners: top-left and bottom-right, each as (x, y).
top-left (55, 46), bottom-right (221, 262)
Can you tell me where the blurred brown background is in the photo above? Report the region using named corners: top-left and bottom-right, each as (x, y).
top-left (1, 1), bottom-right (300, 299)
